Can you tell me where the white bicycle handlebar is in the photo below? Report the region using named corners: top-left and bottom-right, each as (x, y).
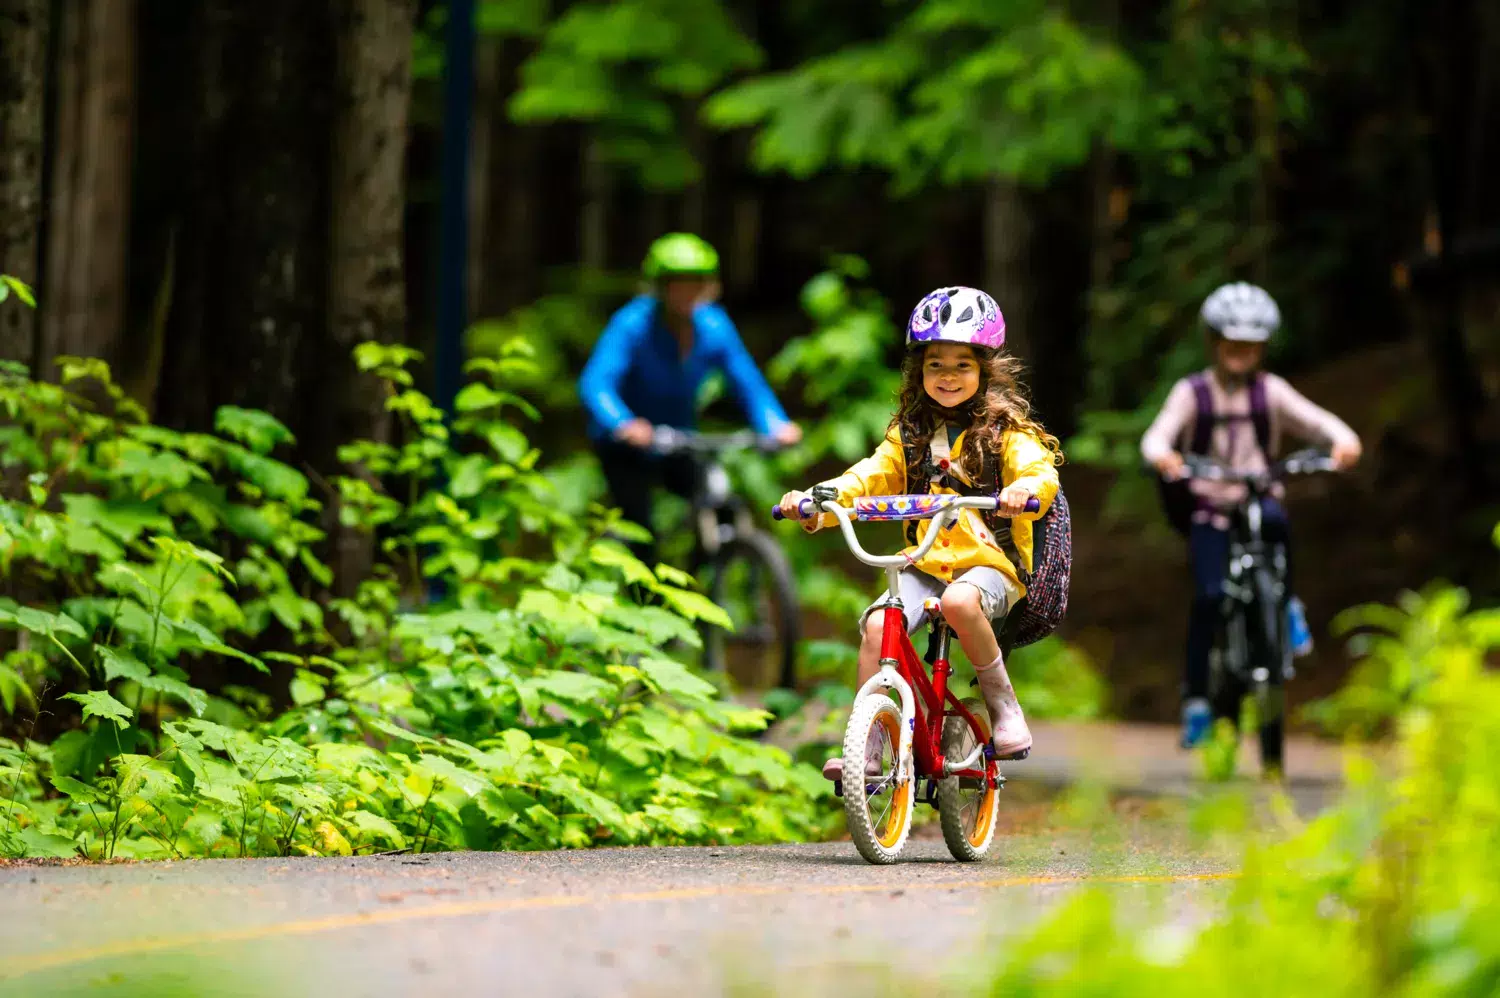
top-left (819, 496), bottom-right (998, 568)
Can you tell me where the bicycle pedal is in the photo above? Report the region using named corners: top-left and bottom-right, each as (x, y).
top-left (1000, 748), bottom-right (1030, 761)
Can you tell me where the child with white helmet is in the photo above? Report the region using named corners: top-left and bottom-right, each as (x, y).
top-left (778, 287), bottom-right (1062, 776)
top-left (1141, 282), bottom-right (1362, 749)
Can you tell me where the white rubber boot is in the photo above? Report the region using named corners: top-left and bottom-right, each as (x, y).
top-left (976, 653), bottom-right (1032, 759)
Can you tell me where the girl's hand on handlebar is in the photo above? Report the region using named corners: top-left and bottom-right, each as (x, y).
top-left (777, 490), bottom-right (822, 532)
top-left (997, 484), bottom-right (1035, 516)
top-left (1154, 451), bottom-right (1186, 481)
top-left (1331, 439), bottom-right (1362, 471)
top-left (778, 490), bottom-right (811, 519)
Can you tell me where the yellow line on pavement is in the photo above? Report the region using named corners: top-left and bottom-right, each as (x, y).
top-left (3, 870), bottom-right (1239, 980)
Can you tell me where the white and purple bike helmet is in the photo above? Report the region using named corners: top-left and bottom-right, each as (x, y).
top-left (905, 286), bottom-right (1006, 350)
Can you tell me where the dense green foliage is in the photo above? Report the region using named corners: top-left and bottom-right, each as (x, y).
top-left (961, 574), bottom-right (1500, 996)
top-left (0, 317), bottom-right (833, 860)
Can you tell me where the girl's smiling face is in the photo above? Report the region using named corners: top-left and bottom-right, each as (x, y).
top-left (922, 343), bottom-right (981, 408)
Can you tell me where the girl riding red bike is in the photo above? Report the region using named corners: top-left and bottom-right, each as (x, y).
top-left (778, 286), bottom-right (1062, 778)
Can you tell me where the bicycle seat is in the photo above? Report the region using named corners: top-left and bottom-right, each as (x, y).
top-left (922, 596), bottom-right (944, 623)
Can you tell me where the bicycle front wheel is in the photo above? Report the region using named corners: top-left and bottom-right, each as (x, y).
top-left (700, 530), bottom-right (800, 690)
top-left (843, 695), bottom-right (913, 865)
top-left (1250, 568), bottom-right (1287, 773)
top-left (938, 697), bottom-right (1000, 862)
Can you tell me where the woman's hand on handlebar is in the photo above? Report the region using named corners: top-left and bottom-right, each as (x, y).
top-left (773, 422), bottom-right (804, 446)
top-left (615, 418), bottom-right (655, 449)
top-left (996, 484), bottom-right (1036, 517)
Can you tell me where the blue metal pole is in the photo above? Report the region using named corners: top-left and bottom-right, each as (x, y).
top-left (434, 0), bottom-right (476, 418)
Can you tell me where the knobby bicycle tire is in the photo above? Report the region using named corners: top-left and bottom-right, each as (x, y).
top-left (700, 529), bottom-right (800, 690)
top-left (1250, 567), bottom-right (1287, 771)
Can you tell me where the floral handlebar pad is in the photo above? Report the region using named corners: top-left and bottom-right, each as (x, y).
top-left (851, 494), bottom-right (962, 521)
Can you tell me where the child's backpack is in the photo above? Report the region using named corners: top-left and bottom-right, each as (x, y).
top-left (901, 430), bottom-right (1071, 651)
top-left (1156, 371), bottom-right (1271, 534)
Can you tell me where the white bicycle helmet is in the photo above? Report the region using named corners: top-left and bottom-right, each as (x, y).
top-left (906, 286), bottom-right (1006, 349)
top-left (1200, 282), bottom-right (1280, 343)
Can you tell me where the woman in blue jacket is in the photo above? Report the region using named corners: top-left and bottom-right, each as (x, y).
top-left (579, 233), bottom-right (802, 563)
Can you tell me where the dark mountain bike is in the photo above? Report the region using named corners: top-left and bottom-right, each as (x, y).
top-left (650, 427), bottom-right (799, 690)
top-left (1182, 448), bottom-right (1336, 771)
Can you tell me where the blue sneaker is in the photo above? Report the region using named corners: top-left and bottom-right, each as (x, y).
top-left (1287, 596), bottom-right (1313, 658)
top-left (1181, 697), bottom-right (1212, 749)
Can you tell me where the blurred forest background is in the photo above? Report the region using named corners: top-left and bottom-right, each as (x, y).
top-left (2, 0), bottom-right (1497, 721)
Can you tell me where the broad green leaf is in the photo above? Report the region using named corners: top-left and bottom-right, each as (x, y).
top-left (529, 671), bottom-right (615, 705)
top-left (289, 672), bottom-right (325, 707)
top-left (97, 646), bottom-right (151, 684)
top-left (138, 673), bottom-right (208, 717)
top-left (0, 605), bottom-right (88, 640)
top-left (63, 690), bottom-right (134, 729)
top-left (590, 540), bottom-right (654, 585)
top-left (364, 716), bottom-right (439, 747)
top-left (652, 563), bottom-right (698, 589)
top-left (346, 810), bottom-right (406, 848)
top-left (115, 754), bottom-right (181, 800)
top-left (50, 775), bottom-right (102, 804)
top-left (312, 820), bottom-right (353, 857)
top-left (214, 406), bottom-right (295, 454)
top-left (544, 774), bottom-right (630, 832)
top-left (1, 274), bottom-right (36, 306)
top-left (18, 826), bottom-right (78, 858)
top-left (454, 383), bottom-right (506, 412)
top-left (658, 585), bottom-right (733, 630)
top-left (638, 657), bottom-right (718, 700)
top-left (61, 494), bottom-right (171, 544)
top-left (485, 424), bottom-right (531, 464)
top-left (413, 755), bottom-right (488, 798)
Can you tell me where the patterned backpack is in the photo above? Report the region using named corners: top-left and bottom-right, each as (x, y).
top-left (901, 428), bottom-right (1071, 651)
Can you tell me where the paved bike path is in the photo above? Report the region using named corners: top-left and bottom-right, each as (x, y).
top-left (0, 723), bottom-right (1344, 997)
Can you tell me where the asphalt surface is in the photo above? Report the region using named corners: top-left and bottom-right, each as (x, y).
top-left (0, 723), bottom-right (1343, 997)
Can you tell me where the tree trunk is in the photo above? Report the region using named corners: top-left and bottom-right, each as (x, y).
top-left (38, 0), bottom-right (135, 377)
top-left (154, 1), bottom-right (334, 434)
top-left (1412, 0), bottom-right (1492, 497)
top-left (580, 131), bottom-right (610, 272)
top-left (481, 39), bottom-right (539, 317)
top-left (983, 175), bottom-right (1032, 363)
top-left (325, 0), bottom-right (416, 594)
top-left (1086, 140), bottom-right (1120, 329)
top-left (681, 101), bottom-right (707, 236)
top-left (0, 0), bottom-right (48, 367)
top-left (467, 36), bottom-right (500, 317)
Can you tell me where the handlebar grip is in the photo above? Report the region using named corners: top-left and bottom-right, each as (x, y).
top-left (1025, 496), bottom-right (1040, 513)
top-left (770, 498), bottom-right (815, 521)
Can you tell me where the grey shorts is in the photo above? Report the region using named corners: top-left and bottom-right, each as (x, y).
top-left (859, 566), bottom-right (1021, 636)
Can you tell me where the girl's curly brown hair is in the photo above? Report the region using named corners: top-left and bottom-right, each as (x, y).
top-left (892, 344), bottom-right (1064, 477)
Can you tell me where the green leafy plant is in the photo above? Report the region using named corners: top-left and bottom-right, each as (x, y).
top-left (0, 340), bottom-right (835, 859)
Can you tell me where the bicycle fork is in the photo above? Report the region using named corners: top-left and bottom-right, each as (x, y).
top-left (853, 598), bottom-right (919, 790)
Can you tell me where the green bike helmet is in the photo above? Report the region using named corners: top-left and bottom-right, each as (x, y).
top-left (642, 233), bottom-right (719, 281)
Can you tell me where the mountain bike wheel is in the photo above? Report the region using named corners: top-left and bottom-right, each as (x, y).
top-left (938, 697), bottom-right (1000, 862)
top-left (843, 694), bottom-right (913, 865)
top-left (701, 530), bottom-right (800, 690)
top-left (1250, 568), bottom-right (1286, 773)
top-left (1257, 686), bottom-right (1285, 773)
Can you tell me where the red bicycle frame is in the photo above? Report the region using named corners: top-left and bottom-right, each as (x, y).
top-left (878, 605), bottom-right (995, 785)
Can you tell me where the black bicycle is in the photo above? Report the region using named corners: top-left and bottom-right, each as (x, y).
top-left (649, 427), bottom-right (800, 690)
top-left (1182, 448), bottom-right (1337, 771)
